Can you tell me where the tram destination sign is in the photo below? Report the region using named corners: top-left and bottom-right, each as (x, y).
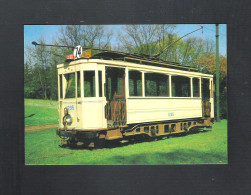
top-left (66, 46), bottom-right (91, 61)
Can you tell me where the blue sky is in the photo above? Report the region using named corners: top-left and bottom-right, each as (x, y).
top-left (24, 24), bottom-right (227, 56)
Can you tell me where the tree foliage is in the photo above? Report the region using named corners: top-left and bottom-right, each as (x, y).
top-left (195, 54), bottom-right (227, 79)
top-left (56, 25), bottom-right (113, 56)
top-left (118, 25), bottom-right (176, 56)
top-left (117, 25), bottom-right (216, 67)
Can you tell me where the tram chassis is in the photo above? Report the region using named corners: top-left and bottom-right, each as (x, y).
top-left (57, 117), bottom-right (214, 148)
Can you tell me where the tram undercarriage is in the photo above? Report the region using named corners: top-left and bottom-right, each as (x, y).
top-left (56, 117), bottom-right (213, 148)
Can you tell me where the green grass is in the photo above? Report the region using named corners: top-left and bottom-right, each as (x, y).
top-left (25, 99), bottom-right (58, 126)
top-left (25, 120), bottom-right (228, 165)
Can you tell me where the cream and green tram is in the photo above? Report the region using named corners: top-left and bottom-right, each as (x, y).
top-left (56, 51), bottom-right (214, 147)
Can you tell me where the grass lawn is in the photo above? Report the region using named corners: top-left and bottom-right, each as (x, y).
top-left (25, 120), bottom-right (228, 165)
top-left (25, 99), bottom-right (58, 126)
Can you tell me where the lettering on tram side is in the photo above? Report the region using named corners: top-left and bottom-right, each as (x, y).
top-left (67, 105), bottom-right (74, 110)
top-left (168, 112), bottom-right (174, 117)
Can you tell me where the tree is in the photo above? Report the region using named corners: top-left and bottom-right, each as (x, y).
top-left (117, 25), bottom-right (176, 56)
top-left (56, 25), bottom-right (113, 56)
top-left (25, 36), bottom-right (54, 99)
top-left (117, 25), bottom-right (216, 68)
top-left (33, 37), bottom-right (51, 99)
top-left (178, 37), bottom-right (215, 66)
top-left (195, 54), bottom-right (227, 78)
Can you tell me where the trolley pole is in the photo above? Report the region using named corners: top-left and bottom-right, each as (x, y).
top-left (216, 24), bottom-right (220, 121)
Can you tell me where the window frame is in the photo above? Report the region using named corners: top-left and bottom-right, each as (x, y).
top-left (76, 71), bottom-right (81, 98)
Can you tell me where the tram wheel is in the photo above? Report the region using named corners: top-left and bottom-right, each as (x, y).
top-left (82, 141), bottom-right (91, 148)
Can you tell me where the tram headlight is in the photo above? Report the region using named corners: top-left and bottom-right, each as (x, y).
top-left (63, 107), bottom-right (72, 126)
top-left (63, 114), bottom-right (72, 126)
top-left (65, 115), bottom-right (72, 124)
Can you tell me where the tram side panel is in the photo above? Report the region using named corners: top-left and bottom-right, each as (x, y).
top-left (59, 100), bottom-right (106, 130)
top-left (126, 98), bottom-right (202, 124)
top-left (82, 100), bottom-right (106, 129)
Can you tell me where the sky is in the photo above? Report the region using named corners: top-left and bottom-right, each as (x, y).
top-left (24, 24), bottom-right (227, 56)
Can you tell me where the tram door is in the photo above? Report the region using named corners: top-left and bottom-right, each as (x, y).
top-left (105, 67), bottom-right (126, 128)
top-left (201, 78), bottom-right (211, 117)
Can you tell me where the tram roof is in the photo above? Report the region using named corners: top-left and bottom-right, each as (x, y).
top-left (91, 51), bottom-right (198, 72)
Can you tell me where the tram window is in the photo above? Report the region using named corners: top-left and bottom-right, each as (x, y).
top-left (77, 71), bottom-right (81, 97)
top-left (171, 76), bottom-right (191, 97)
top-left (64, 73), bottom-right (76, 99)
top-left (193, 78), bottom-right (200, 97)
top-left (129, 70), bottom-right (142, 96)
top-left (59, 74), bottom-right (63, 99)
top-left (202, 78), bottom-right (210, 100)
top-left (145, 73), bottom-right (169, 96)
top-left (98, 71), bottom-right (102, 97)
top-left (84, 71), bottom-right (96, 97)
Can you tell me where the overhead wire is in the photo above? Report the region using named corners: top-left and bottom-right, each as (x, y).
top-left (195, 24), bottom-right (226, 37)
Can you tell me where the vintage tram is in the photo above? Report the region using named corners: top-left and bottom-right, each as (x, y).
top-left (56, 48), bottom-right (214, 147)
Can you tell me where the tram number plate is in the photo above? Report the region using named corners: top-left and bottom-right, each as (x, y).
top-left (168, 112), bottom-right (174, 117)
top-left (67, 105), bottom-right (74, 110)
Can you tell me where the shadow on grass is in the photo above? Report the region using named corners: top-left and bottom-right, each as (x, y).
top-left (106, 149), bottom-right (227, 165)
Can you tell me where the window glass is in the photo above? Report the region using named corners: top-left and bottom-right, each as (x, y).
top-left (193, 78), bottom-right (200, 97)
top-left (145, 73), bottom-right (169, 96)
top-left (59, 74), bottom-right (63, 99)
top-left (64, 73), bottom-right (75, 99)
top-left (98, 71), bottom-right (102, 97)
top-left (117, 77), bottom-right (123, 94)
top-left (129, 71), bottom-right (142, 96)
top-left (158, 75), bottom-right (169, 96)
top-left (84, 71), bottom-right (95, 97)
top-left (171, 76), bottom-right (191, 97)
top-left (77, 71), bottom-right (81, 97)
top-left (202, 78), bottom-right (210, 100)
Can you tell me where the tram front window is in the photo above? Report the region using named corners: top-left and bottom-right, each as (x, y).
top-left (64, 73), bottom-right (76, 98)
top-left (84, 71), bottom-right (96, 97)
